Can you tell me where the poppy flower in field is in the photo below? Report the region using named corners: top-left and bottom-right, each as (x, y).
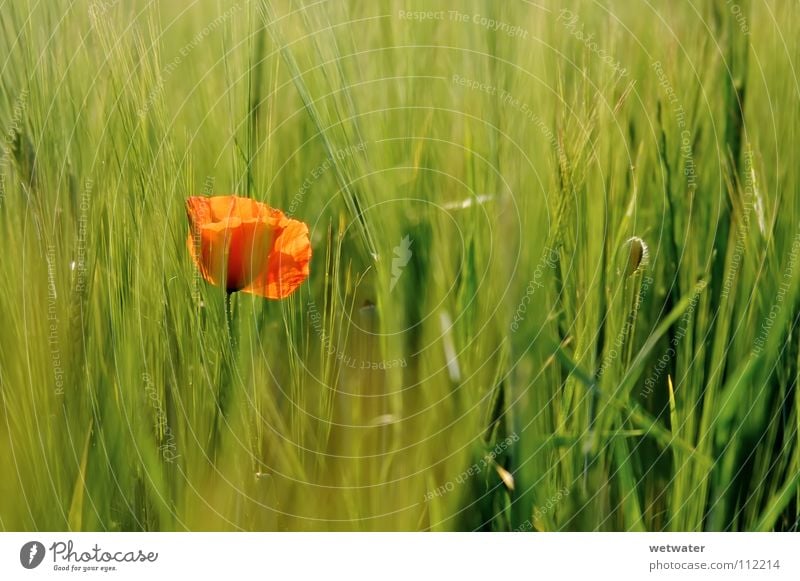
top-left (186, 195), bottom-right (311, 298)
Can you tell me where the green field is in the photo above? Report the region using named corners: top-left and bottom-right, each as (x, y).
top-left (1, 0), bottom-right (799, 531)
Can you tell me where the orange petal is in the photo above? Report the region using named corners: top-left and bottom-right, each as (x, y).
top-left (199, 218), bottom-right (240, 288)
top-left (243, 217), bottom-right (311, 298)
top-left (188, 195), bottom-right (282, 225)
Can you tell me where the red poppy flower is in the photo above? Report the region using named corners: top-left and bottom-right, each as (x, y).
top-left (186, 195), bottom-right (311, 298)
